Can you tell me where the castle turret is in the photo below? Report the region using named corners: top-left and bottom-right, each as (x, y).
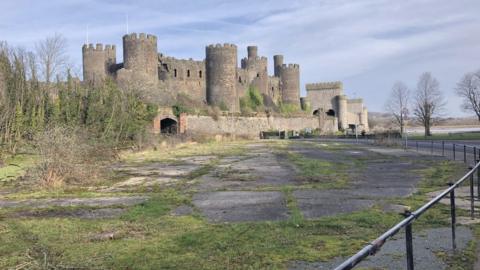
top-left (273, 55), bottom-right (284, 77)
top-left (206, 43), bottom-right (239, 112)
top-left (123, 33), bottom-right (158, 81)
top-left (240, 46), bottom-right (268, 96)
top-left (336, 95), bottom-right (348, 130)
top-left (247, 46), bottom-right (258, 59)
top-left (82, 43), bottom-right (116, 85)
top-left (279, 64), bottom-right (300, 107)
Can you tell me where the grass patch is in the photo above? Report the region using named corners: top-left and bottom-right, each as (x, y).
top-left (0, 208), bottom-right (402, 269)
top-left (0, 154), bottom-right (37, 183)
top-left (410, 132), bottom-right (480, 141)
top-left (286, 152), bottom-right (349, 188)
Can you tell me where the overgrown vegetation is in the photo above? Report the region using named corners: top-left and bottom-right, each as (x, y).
top-left (239, 86), bottom-right (264, 114)
top-left (0, 41), bottom-right (158, 188)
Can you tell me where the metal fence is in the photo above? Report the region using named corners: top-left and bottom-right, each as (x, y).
top-left (324, 137), bottom-right (480, 270)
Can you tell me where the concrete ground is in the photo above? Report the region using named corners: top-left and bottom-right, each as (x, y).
top-left (1, 140), bottom-right (476, 268)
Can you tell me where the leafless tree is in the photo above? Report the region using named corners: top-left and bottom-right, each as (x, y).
top-left (385, 81), bottom-right (410, 136)
top-left (35, 33), bottom-right (68, 83)
top-left (413, 72), bottom-right (445, 136)
top-left (456, 70), bottom-right (480, 121)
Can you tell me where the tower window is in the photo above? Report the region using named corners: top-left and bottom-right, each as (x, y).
top-left (187, 70), bottom-right (191, 77)
top-left (174, 69), bottom-right (177, 78)
top-left (257, 73), bottom-right (260, 78)
top-left (199, 70), bottom-right (202, 78)
top-left (238, 76), bottom-right (242, 83)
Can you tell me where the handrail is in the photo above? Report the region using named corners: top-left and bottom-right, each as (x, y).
top-left (334, 156), bottom-right (480, 270)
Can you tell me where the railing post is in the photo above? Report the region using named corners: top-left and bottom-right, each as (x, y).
top-left (442, 141), bottom-right (445, 156)
top-left (448, 183), bottom-right (456, 250)
top-left (416, 141), bottom-right (418, 152)
top-left (453, 144), bottom-right (456, 160)
top-left (464, 145), bottom-right (467, 163)
top-left (474, 148), bottom-right (477, 165)
top-left (431, 140), bottom-right (434, 155)
top-left (477, 160), bottom-right (480, 200)
top-left (470, 168), bottom-right (475, 220)
top-left (405, 221), bottom-right (414, 270)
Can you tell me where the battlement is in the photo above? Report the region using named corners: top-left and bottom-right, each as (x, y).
top-left (306, 81), bottom-right (343, 91)
top-left (206, 43), bottom-right (237, 50)
top-left (123, 33), bottom-right (157, 42)
top-left (280, 63), bottom-right (300, 70)
top-left (82, 43), bottom-right (116, 52)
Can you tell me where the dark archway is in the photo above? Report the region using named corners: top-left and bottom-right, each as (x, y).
top-left (313, 109), bottom-right (320, 116)
top-left (161, 118), bottom-right (178, 134)
top-left (326, 109), bottom-right (335, 116)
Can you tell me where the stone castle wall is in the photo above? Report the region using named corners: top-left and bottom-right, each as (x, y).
top-left (184, 115), bottom-right (322, 137)
top-left (159, 55), bottom-right (206, 102)
top-left (81, 32), bottom-right (369, 133)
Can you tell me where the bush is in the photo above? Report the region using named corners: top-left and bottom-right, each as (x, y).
top-left (240, 87), bottom-right (264, 114)
top-left (278, 103), bottom-right (300, 116)
top-left (31, 126), bottom-right (113, 188)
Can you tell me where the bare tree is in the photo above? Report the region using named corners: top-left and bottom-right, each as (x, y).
top-left (35, 33), bottom-right (68, 83)
top-left (385, 81), bottom-right (410, 136)
top-left (413, 72), bottom-right (445, 136)
top-left (456, 70), bottom-right (480, 121)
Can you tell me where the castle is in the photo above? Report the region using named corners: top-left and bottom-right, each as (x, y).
top-left (82, 33), bottom-right (368, 134)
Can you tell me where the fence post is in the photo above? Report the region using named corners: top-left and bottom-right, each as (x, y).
top-left (477, 160), bottom-right (480, 200)
top-left (431, 140), bottom-right (434, 155)
top-left (475, 148), bottom-right (477, 165)
top-left (442, 141), bottom-right (445, 156)
top-left (448, 183), bottom-right (456, 250)
top-left (464, 145), bottom-right (467, 163)
top-left (405, 220), bottom-right (414, 270)
top-left (470, 169), bottom-right (475, 220)
top-left (453, 144), bottom-right (456, 160)
top-left (416, 141), bottom-right (418, 152)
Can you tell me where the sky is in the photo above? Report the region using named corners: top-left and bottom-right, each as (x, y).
top-left (1, 0), bottom-right (479, 116)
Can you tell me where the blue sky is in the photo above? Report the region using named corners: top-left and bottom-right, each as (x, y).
top-left (1, 0), bottom-right (480, 116)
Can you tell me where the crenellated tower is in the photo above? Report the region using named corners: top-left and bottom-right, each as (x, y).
top-left (82, 43), bottom-right (116, 85)
top-left (273, 55), bottom-right (284, 77)
top-left (240, 46), bottom-right (268, 95)
top-left (123, 33), bottom-right (158, 81)
top-left (278, 63), bottom-right (300, 107)
top-left (206, 43), bottom-right (239, 112)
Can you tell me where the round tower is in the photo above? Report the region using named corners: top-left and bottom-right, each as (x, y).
top-left (279, 64), bottom-right (300, 107)
top-left (206, 43), bottom-right (239, 112)
top-left (123, 33), bottom-right (158, 81)
top-left (82, 43), bottom-right (116, 85)
top-left (273, 55), bottom-right (284, 77)
top-left (247, 46), bottom-right (258, 59)
top-left (336, 95), bottom-right (348, 130)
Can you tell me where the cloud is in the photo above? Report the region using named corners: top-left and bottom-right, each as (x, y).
top-left (1, 0), bottom-right (479, 116)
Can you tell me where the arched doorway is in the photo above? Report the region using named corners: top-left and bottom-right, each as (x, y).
top-left (160, 118), bottom-right (178, 134)
top-left (326, 109), bottom-right (335, 116)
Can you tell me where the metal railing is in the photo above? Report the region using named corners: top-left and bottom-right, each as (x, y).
top-left (330, 138), bottom-right (480, 270)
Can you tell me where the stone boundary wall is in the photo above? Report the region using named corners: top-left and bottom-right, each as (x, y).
top-left (185, 115), bottom-right (320, 137)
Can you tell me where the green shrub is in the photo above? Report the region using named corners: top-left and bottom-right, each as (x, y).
top-left (240, 87), bottom-right (264, 114)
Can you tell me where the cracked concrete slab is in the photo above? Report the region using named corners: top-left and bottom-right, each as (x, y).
top-left (192, 191), bottom-right (289, 222)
